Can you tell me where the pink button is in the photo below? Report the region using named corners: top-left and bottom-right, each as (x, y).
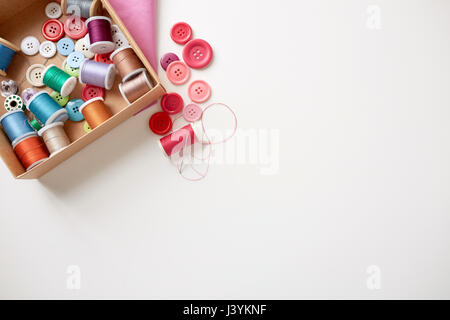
top-left (166, 61), bottom-right (190, 85)
top-left (64, 16), bottom-right (88, 40)
top-left (81, 84), bottom-right (105, 102)
top-left (170, 22), bottom-right (193, 45)
top-left (182, 39), bottom-right (213, 69)
top-left (188, 80), bottom-right (211, 103)
top-left (183, 104), bottom-right (203, 122)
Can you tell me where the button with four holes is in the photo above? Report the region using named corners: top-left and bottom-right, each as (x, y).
top-left (161, 93), bottom-right (184, 115)
top-left (45, 2), bottom-right (62, 19)
top-left (160, 52), bottom-right (179, 71)
top-left (183, 104), bottom-right (203, 122)
top-left (21, 36), bottom-right (40, 56)
top-left (50, 91), bottom-right (69, 107)
top-left (39, 41), bottom-right (57, 58)
top-left (170, 22), bottom-right (193, 45)
top-left (95, 53), bottom-right (113, 64)
top-left (81, 84), bottom-right (105, 102)
top-left (42, 19), bottom-right (65, 42)
top-left (26, 64), bottom-right (46, 87)
top-left (149, 112), bottom-right (173, 135)
top-left (67, 51), bottom-right (85, 68)
top-left (112, 32), bottom-right (129, 50)
top-left (183, 39), bottom-right (213, 69)
top-left (188, 80), bottom-right (211, 103)
top-left (57, 37), bottom-right (75, 56)
top-left (74, 37), bottom-right (94, 59)
top-left (66, 99), bottom-right (85, 122)
top-left (62, 59), bottom-right (79, 77)
top-left (166, 61), bottom-right (190, 85)
top-left (64, 15), bottom-right (88, 40)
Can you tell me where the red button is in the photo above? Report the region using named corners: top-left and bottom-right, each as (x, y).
top-left (161, 93), bottom-right (184, 115)
top-left (149, 112), bottom-right (173, 135)
top-left (42, 19), bottom-right (65, 42)
top-left (95, 53), bottom-right (113, 64)
top-left (170, 22), bottom-right (193, 45)
top-left (81, 84), bottom-right (105, 102)
top-left (182, 39), bottom-right (213, 69)
top-left (64, 15), bottom-right (88, 40)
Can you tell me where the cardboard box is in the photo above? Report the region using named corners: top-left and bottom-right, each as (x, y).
top-left (0, 0), bottom-right (165, 179)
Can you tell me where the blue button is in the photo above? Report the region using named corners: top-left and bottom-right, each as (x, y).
top-left (57, 38), bottom-right (74, 56)
top-left (67, 52), bottom-right (85, 69)
top-left (66, 99), bottom-right (85, 122)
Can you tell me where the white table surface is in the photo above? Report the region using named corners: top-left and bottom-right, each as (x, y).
top-left (1, 0), bottom-right (450, 299)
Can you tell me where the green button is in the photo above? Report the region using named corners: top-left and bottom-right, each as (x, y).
top-left (83, 121), bottom-right (92, 133)
top-left (50, 91), bottom-right (69, 107)
top-left (64, 60), bottom-right (79, 77)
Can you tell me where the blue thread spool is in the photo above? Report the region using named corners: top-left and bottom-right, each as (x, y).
top-left (0, 38), bottom-right (20, 77)
top-left (27, 91), bottom-right (69, 125)
top-left (0, 110), bottom-right (35, 145)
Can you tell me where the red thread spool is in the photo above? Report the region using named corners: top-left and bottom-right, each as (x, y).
top-left (159, 123), bottom-right (201, 157)
top-left (13, 134), bottom-right (49, 170)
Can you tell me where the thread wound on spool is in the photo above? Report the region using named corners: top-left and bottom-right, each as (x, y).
top-left (86, 16), bottom-right (115, 54)
top-left (0, 38), bottom-right (19, 76)
top-left (79, 97), bottom-right (112, 129)
top-left (118, 71), bottom-right (152, 104)
top-left (27, 91), bottom-right (69, 125)
top-left (13, 135), bottom-right (49, 170)
top-left (43, 65), bottom-right (77, 97)
top-left (64, 0), bottom-right (93, 18)
top-left (110, 46), bottom-right (145, 82)
top-left (38, 122), bottom-right (70, 156)
top-left (159, 124), bottom-right (199, 157)
top-left (79, 59), bottom-right (116, 90)
top-left (0, 110), bottom-right (35, 145)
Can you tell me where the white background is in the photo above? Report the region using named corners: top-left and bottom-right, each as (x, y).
top-left (1, 0), bottom-right (450, 299)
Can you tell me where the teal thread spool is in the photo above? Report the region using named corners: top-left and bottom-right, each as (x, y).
top-left (27, 91), bottom-right (68, 125)
top-left (42, 65), bottom-right (77, 97)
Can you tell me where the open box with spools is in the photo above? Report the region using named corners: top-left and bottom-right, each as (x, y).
top-left (0, 0), bottom-right (165, 179)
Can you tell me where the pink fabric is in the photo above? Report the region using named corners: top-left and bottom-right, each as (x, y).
top-left (108, 0), bottom-right (158, 71)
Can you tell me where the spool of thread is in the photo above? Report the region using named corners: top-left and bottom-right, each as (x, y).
top-left (22, 88), bottom-right (38, 106)
top-left (0, 110), bottom-right (35, 145)
top-left (118, 71), bottom-right (152, 104)
top-left (79, 59), bottom-right (116, 90)
top-left (79, 97), bottom-right (112, 129)
top-left (0, 38), bottom-right (19, 77)
top-left (27, 91), bottom-right (69, 125)
top-left (43, 65), bottom-right (77, 97)
top-left (110, 46), bottom-right (146, 82)
top-left (62, 0), bottom-right (93, 18)
top-left (159, 123), bottom-right (201, 157)
top-left (86, 16), bottom-right (115, 54)
top-left (12, 134), bottom-right (49, 170)
top-left (38, 122), bottom-right (70, 156)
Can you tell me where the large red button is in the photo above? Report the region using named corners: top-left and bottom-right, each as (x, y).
top-left (95, 53), bottom-right (113, 64)
top-left (64, 15), bottom-right (88, 40)
top-left (42, 19), bottom-right (65, 42)
top-left (170, 22), bottom-right (193, 45)
top-left (149, 112), bottom-right (173, 135)
top-left (81, 84), bottom-right (105, 102)
top-left (182, 39), bottom-right (213, 69)
top-left (161, 93), bottom-right (184, 115)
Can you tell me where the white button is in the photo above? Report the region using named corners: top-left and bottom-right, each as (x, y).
top-left (75, 37), bottom-right (94, 59)
top-left (39, 41), bottom-right (57, 58)
top-left (45, 2), bottom-right (62, 19)
top-left (111, 24), bottom-right (121, 36)
top-left (21, 36), bottom-right (40, 56)
top-left (113, 32), bottom-right (129, 50)
top-left (26, 64), bottom-right (46, 87)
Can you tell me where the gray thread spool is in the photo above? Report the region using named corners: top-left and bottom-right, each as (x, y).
top-left (66, 0), bottom-right (93, 19)
top-left (38, 122), bottom-right (70, 156)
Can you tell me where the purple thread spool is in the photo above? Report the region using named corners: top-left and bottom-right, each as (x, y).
top-left (86, 16), bottom-right (115, 54)
top-left (79, 59), bottom-right (116, 90)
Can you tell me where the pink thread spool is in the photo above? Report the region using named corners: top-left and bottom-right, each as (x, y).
top-left (159, 123), bottom-right (201, 157)
top-left (86, 16), bottom-right (115, 54)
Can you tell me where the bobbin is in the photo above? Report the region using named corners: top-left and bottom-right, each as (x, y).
top-left (12, 134), bottom-right (49, 171)
top-left (158, 123), bottom-right (202, 158)
top-left (79, 59), bottom-right (116, 90)
top-left (0, 37), bottom-right (20, 77)
top-left (27, 91), bottom-right (69, 125)
top-left (38, 122), bottom-right (70, 156)
top-left (110, 46), bottom-right (146, 82)
top-left (118, 71), bottom-right (152, 104)
top-left (42, 64), bottom-right (77, 97)
top-left (85, 16), bottom-right (115, 54)
top-left (62, 0), bottom-right (101, 18)
top-left (79, 97), bottom-right (112, 129)
top-left (0, 110), bottom-right (36, 145)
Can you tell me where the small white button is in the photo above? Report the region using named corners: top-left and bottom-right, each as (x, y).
top-left (45, 2), bottom-right (62, 19)
top-left (21, 36), bottom-right (40, 56)
top-left (75, 37), bottom-right (94, 59)
top-left (111, 24), bottom-right (121, 36)
top-left (113, 32), bottom-right (129, 50)
top-left (39, 41), bottom-right (57, 58)
top-left (26, 64), bottom-right (46, 87)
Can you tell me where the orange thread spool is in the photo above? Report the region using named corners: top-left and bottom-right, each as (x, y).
top-left (79, 97), bottom-right (112, 129)
top-left (110, 46), bottom-right (146, 82)
top-left (118, 71), bottom-right (153, 104)
top-left (13, 134), bottom-right (49, 170)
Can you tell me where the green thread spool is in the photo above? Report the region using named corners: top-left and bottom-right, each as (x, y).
top-left (43, 64), bottom-right (77, 97)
